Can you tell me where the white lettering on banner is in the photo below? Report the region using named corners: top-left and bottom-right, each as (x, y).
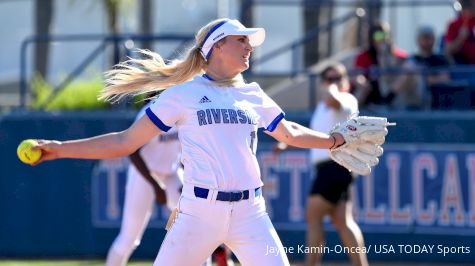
top-left (387, 154), bottom-right (411, 224)
top-left (414, 153), bottom-right (437, 225)
top-left (107, 170), bottom-right (120, 219)
top-left (257, 149), bottom-right (475, 231)
top-left (282, 155), bottom-right (306, 222)
top-left (363, 172), bottom-right (385, 223)
top-left (439, 154), bottom-right (465, 225)
top-left (91, 157), bottom-right (171, 228)
top-left (101, 158), bottom-right (127, 219)
top-left (258, 152), bottom-right (307, 221)
top-left (467, 155), bottom-right (475, 226)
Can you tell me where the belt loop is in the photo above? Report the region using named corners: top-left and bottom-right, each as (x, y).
top-left (253, 187), bottom-right (261, 203)
top-left (193, 187), bottom-right (198, 200)
top-left (248, 188), bottom-right (255, 203)
top-left (208, 188), bottom-right (216, 203)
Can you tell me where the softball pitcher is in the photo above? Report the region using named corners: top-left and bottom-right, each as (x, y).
top-left (30, 18), bottom-right (384, 265)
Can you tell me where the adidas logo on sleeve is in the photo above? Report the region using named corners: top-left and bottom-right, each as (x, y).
top-left (199, 96), bottom-right (212, 103)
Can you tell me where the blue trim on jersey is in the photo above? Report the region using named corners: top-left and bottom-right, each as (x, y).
top-left (202, 74), bottom-right (215, 81)
top-left (145, 107), bottom-right (171, 132)
top-left (265, 112), bottom-right (285, 132)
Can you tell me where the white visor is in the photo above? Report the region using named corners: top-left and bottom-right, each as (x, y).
top-left (200, 19), bottom-right (266, 60)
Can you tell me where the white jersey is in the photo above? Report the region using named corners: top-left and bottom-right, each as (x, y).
top-left (136, 103), bottom-right (181, 176)
top-left (309, 93), bottom-right (358, 164)
top-left (146, 76), bottom-right (284, 191)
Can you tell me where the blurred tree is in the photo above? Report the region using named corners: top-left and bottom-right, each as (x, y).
top-left (34, 0), bottom-right (54, 79)
top-left (303, 1), bottom-right (333, 68)
top-left (240, 0), bottom-right (253, 72)
top-left (341, 1), bottom-right (367, 51)
top-left (139, 0), bottom-right (153, 50)
top-left (103, 0), bottom-right (122, 65)
top-left (303, 3), bottom-right (321, 68)
top-left (103, 0), bottom-right (153, 59)
top-left (363, 0), bottom-right (382, 48)
top-left (68, 0), bottom-right (134, 65)
top-left (67, 0), bottom-right (129, 65)
top-left (102, 0), bottom-right (135, 108)
top-left (240, 0), bottom-right (254, 28)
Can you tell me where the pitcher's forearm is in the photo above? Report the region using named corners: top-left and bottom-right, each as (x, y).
top-left (284, 124), bottom-right (332, 148)
top-left (32, 116), bottom-right (160, 165)
top-left (268, 120), bottom-right (337, 149)
top-left (57, 132), bottom-right (135, 159)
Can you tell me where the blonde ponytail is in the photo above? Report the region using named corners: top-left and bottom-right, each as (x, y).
top-left (99, 46), bottom-right (205, 102)
top-left (99, 18), bottom-right (244, 103)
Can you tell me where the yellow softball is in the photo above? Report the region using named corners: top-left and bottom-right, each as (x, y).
top-left (17, 139), bottom-right (42, 164)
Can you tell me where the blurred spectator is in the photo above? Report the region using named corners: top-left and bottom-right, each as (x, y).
top-left (444, 0), bottom-right (475, 64)
top-left (307, 62), bottom-right (367, 266)
top-left (352, 21), bottom-right (421, 110)
top-left (275, 62), bottom-right (368, 266)
top-left (411, 25), bottom-right (451, 108)
top-left (412, 25), bottom-right (451, 86)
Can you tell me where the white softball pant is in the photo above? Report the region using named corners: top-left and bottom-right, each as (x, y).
top-left (152, 184), bottom-right (290, 266)
top-left (105, 166), bottom-right (183, 266)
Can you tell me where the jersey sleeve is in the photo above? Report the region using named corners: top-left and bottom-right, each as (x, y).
top-left (145, 88), bottom-right (182, 132)
top-left (135, 102), bottom-right (151, 121)
top-left (255, 85), bottom-right (285, 132)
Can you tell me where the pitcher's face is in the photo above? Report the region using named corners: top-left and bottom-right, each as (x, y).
top-left (218, 35), bottom-right (253, 72)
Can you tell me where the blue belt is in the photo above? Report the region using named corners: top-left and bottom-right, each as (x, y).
top-left (194, 186), bottom-right (262, 202)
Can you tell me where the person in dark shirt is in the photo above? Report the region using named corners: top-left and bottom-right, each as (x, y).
top-left (412, 25), bottom-right (451, 88)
